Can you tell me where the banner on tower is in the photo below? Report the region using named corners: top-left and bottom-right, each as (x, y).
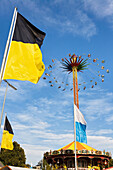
top-left (74, 104), bottom-right (87, 143)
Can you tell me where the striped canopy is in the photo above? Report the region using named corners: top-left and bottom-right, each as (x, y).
top-left (58, 141), bottom-right (96, 151)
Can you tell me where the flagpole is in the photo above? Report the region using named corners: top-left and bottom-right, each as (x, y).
top-left (0, 81), bottom-right (17, 130)
top-left (3, 112), bottom-right (7, 131)
top-left (0, 7), bottom-right (17, 85)
top-left (0, 7), bottom-right (17, 130)
top-left (0, 83), bottom-right (8, 129)
top-left (0, 112), bottom-right (7, 151)
top-left (0, 81), bottom-right (16, 151)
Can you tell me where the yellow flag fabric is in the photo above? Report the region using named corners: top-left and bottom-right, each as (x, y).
top-left (1, 116), bottom-right (14, 150)
top-left (2, 12), bottom-right (46, 84)
top-left (1, 130), bottom-right (14, 150)
top-left (3, 41), bottom-right (45, 84)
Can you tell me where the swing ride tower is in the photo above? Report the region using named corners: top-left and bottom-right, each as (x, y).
top-left (43, 53), bottom-right (110, 169)
top-left (61, 54), bottom-right (89, 169)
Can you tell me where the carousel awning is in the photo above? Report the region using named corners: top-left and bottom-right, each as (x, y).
top-left (58, 141), bottom-right (96, 151)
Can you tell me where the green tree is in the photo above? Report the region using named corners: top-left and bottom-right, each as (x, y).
top-left (0, 141), bottom-right (26, 167)
top-left (42, 159), bottom-right (51, 170)
top-left (109, 159), bottom-right (113, 167)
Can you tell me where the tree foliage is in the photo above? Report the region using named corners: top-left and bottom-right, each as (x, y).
top-left (109, 159), bottom-right (113, 167)
top-left (0, 141), bottom-right (26, 167)
top-left (42, 159), bottom-right (51, 170)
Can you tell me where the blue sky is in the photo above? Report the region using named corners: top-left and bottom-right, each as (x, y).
top-left (0, 0), bottom-right (113, 166)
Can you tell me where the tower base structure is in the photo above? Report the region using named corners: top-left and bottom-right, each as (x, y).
top-left (43, 141), bottom-right (111, 170)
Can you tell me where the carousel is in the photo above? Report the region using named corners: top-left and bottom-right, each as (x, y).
top-left (44, 141), bottom-right (111, 169)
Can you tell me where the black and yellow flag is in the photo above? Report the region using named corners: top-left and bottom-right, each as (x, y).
top-left (1, 116), bottom-right (14, 150)
top-left (3, 12), bottom-right (46, 84)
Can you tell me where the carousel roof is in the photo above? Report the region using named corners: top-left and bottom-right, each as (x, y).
top-left (58, 141), bottom-right (96, 151)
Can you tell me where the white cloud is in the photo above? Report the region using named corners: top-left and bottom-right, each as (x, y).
top-left (80, 90), bottom-right (113, 121)
top-left (20, 133), bottom-right (113, 165)
top-left (0, 0), bottom-right (97, 38)
top-left (97, 129), bottom-right (113, 135)
top-left (83, 0), bottom-right (113, 18)
top-left (88, 135), bottom-right (113, 153)
top-left (87, 129), bottom-right (113, 135)
top-left (83, 0), bottom-right (113, 28)
top-left (13, 120), bottom-right (50, 131)
top-left (0, 78), bottom-right (48, 105)
top-left (106, 115), bottom-right (113, 123)
top-left (13, 119), bottom-right (74, 165)
top-left (21, 144), bottom-right (49, 165)
top-left (43, 8), bottom-right (96, 38)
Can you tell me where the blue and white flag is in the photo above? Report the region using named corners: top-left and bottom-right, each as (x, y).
top-left (74, 104), bottom-right (87, 143)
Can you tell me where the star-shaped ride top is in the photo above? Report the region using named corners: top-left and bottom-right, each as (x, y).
top-left (61, 54), bottom-right (89, 73)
